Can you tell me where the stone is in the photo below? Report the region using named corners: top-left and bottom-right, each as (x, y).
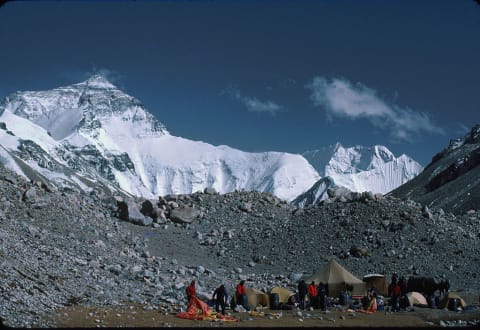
top-left (169, 206), bottom-right (201, 224)
top-left (22, 187), bottom-right (39, 202)
top-left (239, 202), bottom-right (253, 213)
top-left (204, 187), bottom-right (217, 195)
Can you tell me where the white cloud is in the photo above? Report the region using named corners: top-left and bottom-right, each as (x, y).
top-left (306, 76), bottom-right (444, 142)
top-left (223, 87), bottom-right (283, 115)
top-left (87, 67), bottom-right (124, 85)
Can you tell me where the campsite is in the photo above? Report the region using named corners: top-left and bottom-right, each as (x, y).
top-left (51, 260), bottom-right (480, 328)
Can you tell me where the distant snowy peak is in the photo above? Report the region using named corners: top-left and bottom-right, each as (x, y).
top-left (0, 76), bottom-right (169, 140)
top-left (303, 143), bottom-right (423, 195)
top-left (0, 76), bottom-right (320, 202)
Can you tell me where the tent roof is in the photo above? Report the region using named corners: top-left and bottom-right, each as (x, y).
top-left (269, 287), bottom-right (295, 303)
top-left (406, 292), bottom-right (428, 306)
top-left (439, 292), bottom-right (467, 308)
top-left (363, 274), bottom-right (385, 279)
top-left (305, 260), bottom-right (364, 285)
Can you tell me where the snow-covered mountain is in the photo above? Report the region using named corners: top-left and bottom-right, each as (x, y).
top-left (0, 76), bottom-right (320, 201)
top-left (300, 143), bottom-right (423, 204)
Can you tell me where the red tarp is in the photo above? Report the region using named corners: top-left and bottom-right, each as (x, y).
top-left (176, 296), bottom-right (239, 322)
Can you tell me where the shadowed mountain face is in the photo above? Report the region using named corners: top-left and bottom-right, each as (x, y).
top-left (390, 124), bottom-right (480, 215)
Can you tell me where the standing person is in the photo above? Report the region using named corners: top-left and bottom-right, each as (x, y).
top-left (212, 284), bottom-right (228, 315)
top-left (390, 281), bottom-right (401, 312)
top-left (317, 282), bottom-right (328, 311)
top-left (307, 281), bottom-right (317, 309)
top-left (398, 276), bottom-right (408, 296)
top-left (298, 279), bottom-right (308, 310)
top-left (235, 280), bottom-right (246, 308)
top-left (186, 279), bottom-right (196, 305)
top-left (389, 273), bottom-right (398, 296)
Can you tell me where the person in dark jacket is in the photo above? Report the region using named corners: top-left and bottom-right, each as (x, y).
top-left (212, 284), bottom-right (228, 315)
top-left (317, 282), bottom-right (328, 311)
top-left (298, 279), bottom-right (308, 310)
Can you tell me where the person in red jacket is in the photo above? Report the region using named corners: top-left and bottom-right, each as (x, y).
top-left (390, 282), bottom-right (401, 312)
top-left (235, 280), bottom-right (246, 308)
top-left (307, 281), bottom-right (317, 308)
top-left (186, 279), bottom-right (196, 304)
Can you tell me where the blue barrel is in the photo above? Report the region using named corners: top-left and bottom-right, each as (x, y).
top-left (448, 298), bottom-right (458, 311)
top-left (340, 292), bottom-right (350, 305)
top-left (270, 293), bottom-right (280, 310)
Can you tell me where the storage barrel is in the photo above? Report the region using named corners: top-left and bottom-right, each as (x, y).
top-left (269, 293), bottom-right (280, 310)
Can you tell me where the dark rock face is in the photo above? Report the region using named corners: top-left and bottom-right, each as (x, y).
top-left (391, 124), bottom-right (480, 215)
top-left (426, 146), bottom-right (480, 192)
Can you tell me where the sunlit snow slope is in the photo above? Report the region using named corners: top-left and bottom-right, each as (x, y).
top-left (303, 143), bottom-right (423, 195)
top-left (0, 76), bottom-right (320, 201)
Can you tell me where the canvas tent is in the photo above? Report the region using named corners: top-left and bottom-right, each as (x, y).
top-left (363, 274), bottom-right (388, 296)
top-left (236, 287), bottom-right (269, 309)
top-left (405, 292), bottom-right (428, 307)
top-left (269, 287), bottom-right (295, 304)
top-left (438, 292), bottom-right (467, 310)
top-left (304, 260), bottom-right (366, 297)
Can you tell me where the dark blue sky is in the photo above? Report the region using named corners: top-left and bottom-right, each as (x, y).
top-left (1, 0), bottom-right (479, 166)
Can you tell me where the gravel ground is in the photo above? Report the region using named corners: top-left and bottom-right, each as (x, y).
top-left (0, 163), bottom-right (479, 328)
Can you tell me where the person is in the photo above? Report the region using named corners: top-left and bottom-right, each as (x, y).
top-left (307, 281), bottom-right (317, 308)
top-left (388, 273), bottom-right (398, 295)
top-left (297, 279), bottom-right (308, 310)
top-left (186, 279), bottom-right (196, 304)
top-left (317, 282), bottom-right (328, 311)
top-left (390, 281), bottom-right (401, 312)
top-left (235, 280), bottom-right (246, 308)
top-left (212, 284), bottom-right (228, 315)
top-left (398, 276), bottom-right (408, 296)
top-left (368, 286), bottom-right (377, 298)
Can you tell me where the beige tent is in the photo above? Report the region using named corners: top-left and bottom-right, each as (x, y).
top-left (438, 292), bottom-right (467, 310)
top-left (245, 287), bottom-right (269, 308)
top-left (269, 287), bottom-right (295, 304)
top-left (363, 274), bottom-right (388, 296)
top-left (304, 260), bottom-right (366, 297)
top-left (406, 292), bottom-right (428, 307)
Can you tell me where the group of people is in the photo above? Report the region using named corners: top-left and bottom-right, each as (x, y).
top-left (185, 279), bottom-right (246, 315)
top-left (297, 280), bottom-right (328, 310)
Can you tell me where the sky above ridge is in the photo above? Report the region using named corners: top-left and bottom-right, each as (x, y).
top-left (0, 0), bottom-right (479, 166)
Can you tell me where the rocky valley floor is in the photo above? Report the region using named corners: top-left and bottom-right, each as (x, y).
top-left (0, 163), bottom-right (479, 327)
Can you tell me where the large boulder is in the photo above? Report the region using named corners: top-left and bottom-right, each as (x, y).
top-left (169, 206), bottom-right (201, 224)
top-left (327, 186), bottom-right (352, 199)
top-left (140, 199), bottom-right (157, 220)
top-left (117, 199), bottom-right (153, 226)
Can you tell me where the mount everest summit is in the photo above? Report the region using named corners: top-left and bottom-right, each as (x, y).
top-left (0, 76), bottom-right (422, 202)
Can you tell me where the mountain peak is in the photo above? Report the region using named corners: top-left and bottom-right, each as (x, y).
top-left (81, 75), bottom-right (117, 89)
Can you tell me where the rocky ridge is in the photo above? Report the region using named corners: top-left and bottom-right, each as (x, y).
top-left (392, 124), bottom-right (480, 214)
top-left (0, 163), bottom-right (479, 327)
